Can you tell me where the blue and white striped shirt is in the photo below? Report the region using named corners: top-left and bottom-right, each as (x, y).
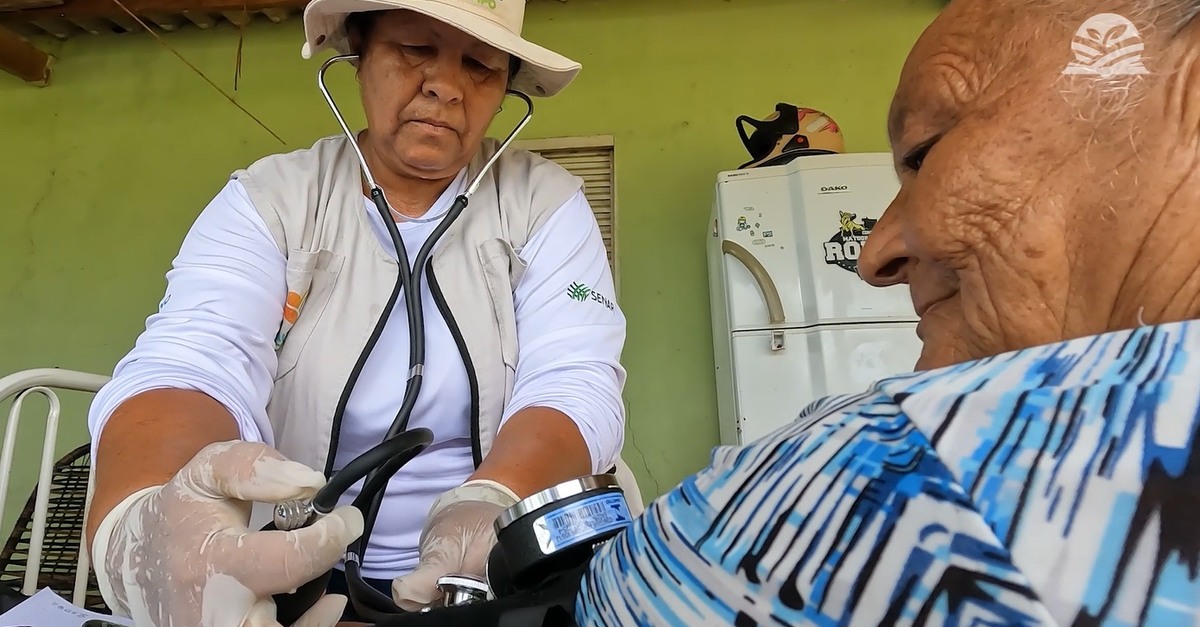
top-left (576, 320), bottom-right (1200, 626)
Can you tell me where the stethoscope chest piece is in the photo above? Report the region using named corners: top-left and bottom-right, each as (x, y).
top-left (425, 574), bottom-right (490, 610)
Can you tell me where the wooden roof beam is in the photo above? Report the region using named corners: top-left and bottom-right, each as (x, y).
top-left (0, 24), bottom-right (51, 85)
top-left (0, 0), bottom-right (306, 23)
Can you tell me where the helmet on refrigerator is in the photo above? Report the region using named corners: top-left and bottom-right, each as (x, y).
top-left (735, 103), bottom-right (845, 169)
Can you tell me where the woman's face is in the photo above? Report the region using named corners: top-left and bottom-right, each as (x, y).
top-left (354, 10), bottom-right (511, 181)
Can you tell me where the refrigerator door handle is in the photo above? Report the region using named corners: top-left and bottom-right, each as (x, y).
top-left (721, 240), bottom-right (787, 350)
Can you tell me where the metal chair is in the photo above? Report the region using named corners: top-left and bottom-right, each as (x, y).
top-left (0, 367), bottom-right (110, 611)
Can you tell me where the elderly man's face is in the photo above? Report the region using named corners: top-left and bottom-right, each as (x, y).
top-left (859, 0), bottom-right (1200, 370)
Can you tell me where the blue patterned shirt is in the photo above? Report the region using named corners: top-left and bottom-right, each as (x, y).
top-left (576, 320), bottom-right (1200, 626)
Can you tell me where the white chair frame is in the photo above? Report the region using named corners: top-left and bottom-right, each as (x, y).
top-left (0, 367), bottom-right (110, 606)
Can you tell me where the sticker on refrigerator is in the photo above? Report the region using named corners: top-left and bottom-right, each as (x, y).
top-left (823, 211), bottom-right (878, 275)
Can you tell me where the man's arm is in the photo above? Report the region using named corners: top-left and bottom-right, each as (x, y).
top-left (85, 179), bottom-right (287, 547)
top-left (574, 399), bottom-right (870, 626)
top-left (468, 188), bottom-right (627, 498)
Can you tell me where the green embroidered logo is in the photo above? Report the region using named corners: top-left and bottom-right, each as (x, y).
top-left (567, 282), bottom-right (591, 301)
top-left (566, 282), bottom-right (615, 311)
top-left (474, 0), bottom-right (498, 8)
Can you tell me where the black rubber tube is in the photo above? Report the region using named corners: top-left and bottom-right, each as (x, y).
top-left (322, 189), bottom-right (410, 478)
top-left (346, 193), bottom-right (473, 618)
top-left (310, 427), bottom-right (434, 513)
top-left (270, 427), bottom-right (432, 625)
top-left (337, 434), bottom-right (438, 619)
top-left (351, 439), bottom-right (430, 512)
top-left (340, 441), bottom-right (433, 617)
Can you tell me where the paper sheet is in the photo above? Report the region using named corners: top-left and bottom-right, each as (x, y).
top-left (0, 587), bottom-right (133, 626)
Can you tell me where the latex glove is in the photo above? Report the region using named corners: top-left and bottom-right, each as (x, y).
top-left (90, 440), bottom-right (365, 627)
top-left (390, 479), bottom-right (519, 610)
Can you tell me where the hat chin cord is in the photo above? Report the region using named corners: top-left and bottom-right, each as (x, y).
top-left (265, 53), bottom-right (535, 624)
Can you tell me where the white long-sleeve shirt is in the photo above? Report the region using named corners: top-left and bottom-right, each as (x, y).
top-left (87, 168), bottom-right (627, 578)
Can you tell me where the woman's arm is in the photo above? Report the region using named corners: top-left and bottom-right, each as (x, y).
top-left (469, 188), bottom-right (627, 497)
top-left (85, 178), bottom-right (288, 547)
top-left (469, 407), bottom-right (593, 498)
top-left (86, 390), bottom-right (241, 546)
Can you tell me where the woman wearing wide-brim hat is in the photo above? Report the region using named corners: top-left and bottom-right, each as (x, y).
top-left (84, 0), bottom-right (644, 624)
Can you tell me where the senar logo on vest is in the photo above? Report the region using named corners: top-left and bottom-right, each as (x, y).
top-left (567, 282), bottom-right (615, 311)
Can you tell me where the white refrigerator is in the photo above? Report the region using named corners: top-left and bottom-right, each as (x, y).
top-left (707, 152), bottom-right (924, 446)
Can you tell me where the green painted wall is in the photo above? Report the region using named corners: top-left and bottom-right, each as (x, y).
top-left (0, 0), bottom-right (941, 532)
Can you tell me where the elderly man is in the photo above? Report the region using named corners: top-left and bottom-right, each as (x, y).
top-left (573, 0), bottom-right (1200, 625)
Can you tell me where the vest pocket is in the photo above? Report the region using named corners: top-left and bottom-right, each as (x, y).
top-left (478, 239), bottom-right (521, 377)
top-left (274, 247), bottom-right (345, 381)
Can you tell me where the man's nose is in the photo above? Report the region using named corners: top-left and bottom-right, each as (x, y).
top-left (857, 197), bottom-right (911, 287)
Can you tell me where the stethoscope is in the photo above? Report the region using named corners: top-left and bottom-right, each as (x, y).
top-left (263, 52), bottom-right (537, 624)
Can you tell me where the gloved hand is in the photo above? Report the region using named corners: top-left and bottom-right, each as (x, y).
top-left (390, 479), bottom-right (519, 611)
top-left (90, 440), bottom-right (365, 627)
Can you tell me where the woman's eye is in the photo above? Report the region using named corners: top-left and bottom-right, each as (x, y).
top-left (466, 57), bottom-right (496, 73)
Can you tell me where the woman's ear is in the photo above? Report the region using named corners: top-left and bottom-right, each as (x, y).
top-left (506, 56), bottom-right (521, 90)
top-left (345, 18), bottom-right (367, 67)
top-left (347, 36), bottom-right (363, 77)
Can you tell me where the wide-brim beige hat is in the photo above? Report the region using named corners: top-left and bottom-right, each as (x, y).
top-left (300, 0), bottom-right (581, 97)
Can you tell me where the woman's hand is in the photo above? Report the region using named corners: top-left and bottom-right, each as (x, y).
top-left (390, 480), bottom-right (518, 611)
top-left (91, 440), bottom-right (364, 626)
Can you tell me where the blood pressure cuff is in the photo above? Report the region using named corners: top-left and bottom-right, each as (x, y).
top-left (371, 563), bottom-right (587, 627)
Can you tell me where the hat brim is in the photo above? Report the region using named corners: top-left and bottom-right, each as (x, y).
top-left (301, 0), bottom-right (581, 97)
